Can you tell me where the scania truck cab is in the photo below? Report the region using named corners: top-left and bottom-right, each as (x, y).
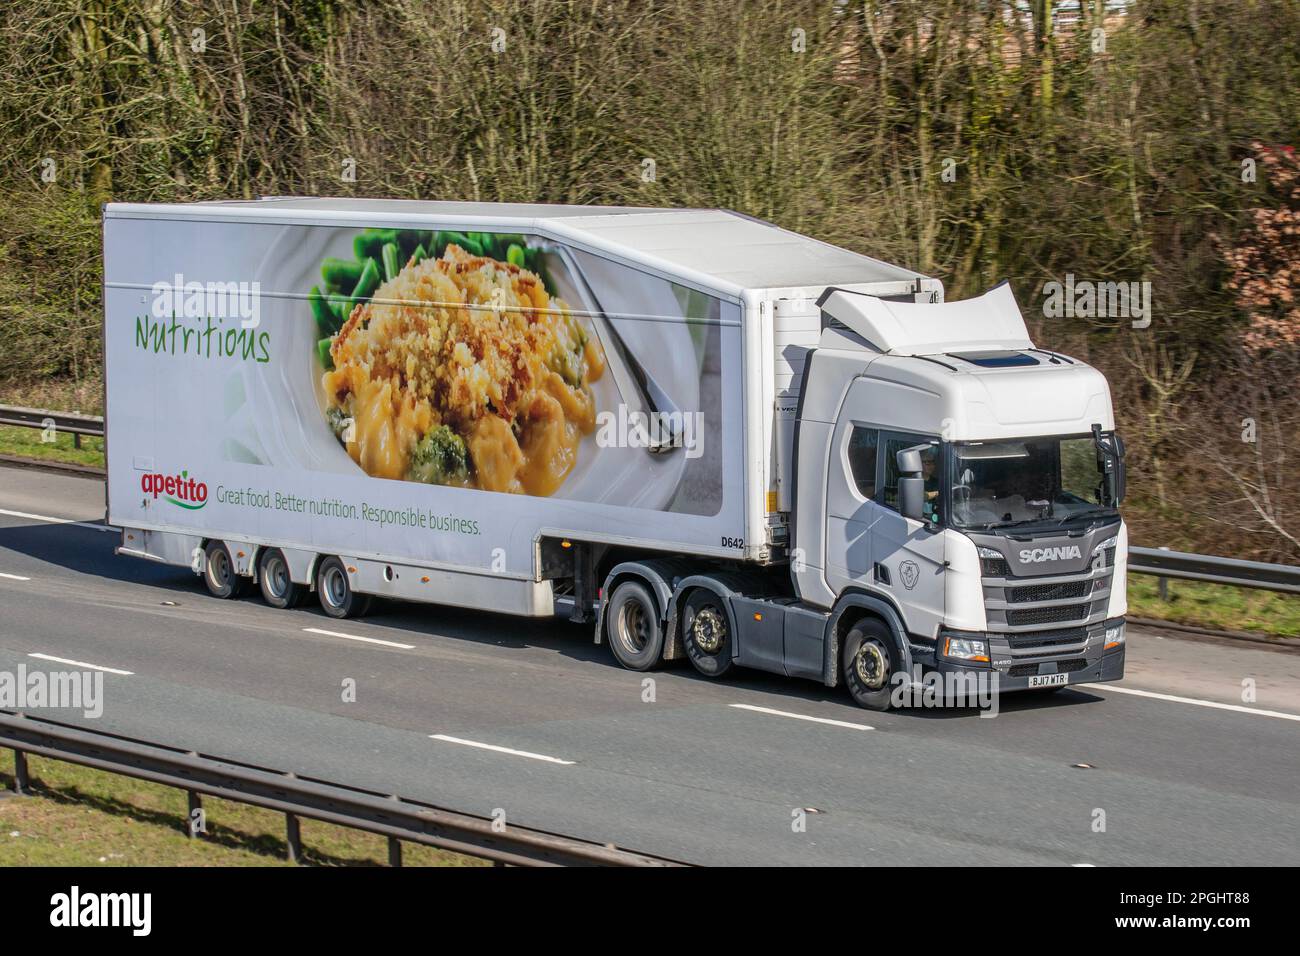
top-left (785, 283), bottom-right (1127, 708)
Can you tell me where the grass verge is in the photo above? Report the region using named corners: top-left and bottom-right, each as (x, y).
top-left (1126, 575), bottom-right (1300, 638)
top-left (0, 755), bottom-right (483, 867)
top-left (0, 424), bottom-right (104, 468)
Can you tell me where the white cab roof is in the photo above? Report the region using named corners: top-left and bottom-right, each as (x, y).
top-left (820, 282), bottom-right (1032, 355)
top-left (104, 198), bottom-right (927, 297)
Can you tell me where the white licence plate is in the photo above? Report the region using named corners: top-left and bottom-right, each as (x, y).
top-left (1028, 672), bottom-right (1069, 688)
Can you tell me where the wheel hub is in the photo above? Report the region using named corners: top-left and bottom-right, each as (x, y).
top-left (618, 600), bottom-right (649, 653)
top-left (855, 640), bottom-right (889, 690)
top-left (692, 607), bottom-right (725, 654)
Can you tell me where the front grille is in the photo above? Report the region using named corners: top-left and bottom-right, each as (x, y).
top-left (1009, 657), bottom-right (1090, 677)
top-left (1008, 580), bottom-right (1091, 603)
top-left (1005, 627), bottom-right (1088, 650)
top-left (1006, 603), bottom-right (1090, 626)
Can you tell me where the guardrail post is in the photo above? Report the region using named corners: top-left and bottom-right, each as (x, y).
top-left (187, 791), bottom-right (204, 837)
top-left (285, 812), bottom-right (302, 863)
top-left (1158, 545), bottom-right (1171, 601)
top-left (73, 433), bottom-right (82, 450)
top-left (388, 837), bottom-right (402, 867)
top-left (12, 749), bottom-right (30, 796)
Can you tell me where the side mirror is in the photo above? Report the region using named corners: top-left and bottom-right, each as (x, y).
top-left (896, 444), bottom-right (930, 522)
top-left (899, 476), bottom-right (925, 521)
top-left (896, 446), bottom-right (923, 477)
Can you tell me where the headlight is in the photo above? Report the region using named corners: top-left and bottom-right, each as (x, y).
top-left (943, 635), bottom-right (989, 663)
top-left (1092, 536), bottom-right (1118, 554)
top-left (1103, 620), bottom-right (1125, 651)
top-left (977, 546), bottom-right (1002, 559)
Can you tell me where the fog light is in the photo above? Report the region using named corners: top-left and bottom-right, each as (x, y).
top-left (1104, 620), bottom-right (1125, 651)
top-left (943, 635), bottom-right (989, 663)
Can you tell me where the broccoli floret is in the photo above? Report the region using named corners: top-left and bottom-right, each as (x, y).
top-left (407, 425), bottom-right (469, 484)
top-left (326, 406), bottom-right (353, 441)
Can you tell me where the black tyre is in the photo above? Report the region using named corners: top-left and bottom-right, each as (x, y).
top-left (315, 556), bottom-right (371, 619)
top-left (203, 540), bottom-right (249, 599)
top-left (682, 589), bottom-right (733, 678)
top-left (841, 617), bottom-right (904, 711)
top-left (258, 548), bottom-right (306, 609)
top-left (605, 580), bottom-right (663, 671)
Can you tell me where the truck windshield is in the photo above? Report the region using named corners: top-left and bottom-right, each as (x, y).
top-left (949, 434), bottom-right (1120, 530)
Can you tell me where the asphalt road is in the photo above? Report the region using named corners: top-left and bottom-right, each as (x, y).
top-left (0, 464), bottom-right (1296, 865)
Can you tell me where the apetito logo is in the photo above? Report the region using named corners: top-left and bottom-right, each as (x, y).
top-left (1019, 546), bottom-right (1082, 563)
top-left (142, 469), bottom-right (208, 510)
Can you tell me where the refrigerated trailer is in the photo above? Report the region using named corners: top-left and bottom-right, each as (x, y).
top-left (104, 198), bottom-right (1128, 709)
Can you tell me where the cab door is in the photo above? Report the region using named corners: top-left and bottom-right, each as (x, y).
top-left (871, 431), bottom-right (946, 640)
top-left (824, 383), bottom-right (882, 596)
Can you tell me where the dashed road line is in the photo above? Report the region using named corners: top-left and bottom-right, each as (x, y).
top-left (729, 703), bottom-right (874, 731)
top-left (0, 572), bottom-right (31, 581)
top-left (302, 626), bottom-right (415, 650)
top-left (28, 652), bottom-right (134, 676)
top-left (0, 507), bottom-right (114, 534)
top-left (1083, 683), bottom-right (1300, 722)
top-left (429, 734), bottom-right (576, 765)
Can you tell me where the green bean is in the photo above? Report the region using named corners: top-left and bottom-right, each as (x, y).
top-left (381, 242), bottom-right (401, 282)
top-left (321, 257), bottom-right (362, 293)
top-left (353, 229), bottom-right (398, 262)
top-left (411, 243), bottom-right (428, 265)
top-left (439, 231), bottom-right (482, 257)
top-left (327, 292), bottom-right (351, 324)
top-left (351, 256), bottom-right (381, 309)
top-left (506, 243), bottom-right (527, 268)
top-left (309, 286), bottom-right (339, 338)
top-left (318, 336), bottom-right (334, 370)
top-left (397, 229), bottom-right (422, 257)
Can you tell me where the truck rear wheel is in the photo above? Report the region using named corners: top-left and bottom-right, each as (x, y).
top-left (203, 541), bottom-right (249, 599)
top-left (316, 556), bottom-right (371, 619)
top-left (682, 589), bottom-right (733, 678)
top-left (842, 618), bottom-right (903, 711)
top-left (605, 580), bottom-right (663, 671)
top-left (259, 548), bottom-right (305, 609)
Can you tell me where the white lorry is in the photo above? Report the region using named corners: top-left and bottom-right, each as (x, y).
top-left (104, 198), bottom-right (1128, 709)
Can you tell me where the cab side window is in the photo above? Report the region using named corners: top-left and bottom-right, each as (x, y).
top-left (880, 433), bottom-right (941, 521)
top-left (846, 427), bottom-right (878, 499)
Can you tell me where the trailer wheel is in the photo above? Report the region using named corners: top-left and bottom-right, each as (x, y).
top-left (605, 580), bottom-right (663, 671)
top-left (202, 541), bottom-right (249, 599)
top-left (841, 618), bottom-right (902, 711)
top-left (316, 556), bottom-right (371, 619)
top-left (682, 589), bottom-right (733, 678)
top-left (258, 548), bottom-right (305, 609)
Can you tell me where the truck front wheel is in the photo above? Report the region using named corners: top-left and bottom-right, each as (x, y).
top-left (842, 618), bottom-right (903, 711)
top-left (682, 589), bottom-right (733, 678)
top-left (605, 580), bottom-right (663, 671)
top-left (315, 556), bottom-right (371, 619)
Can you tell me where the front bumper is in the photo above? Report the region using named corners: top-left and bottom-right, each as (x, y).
top-left (931, 617), bottom-right (1127, 693)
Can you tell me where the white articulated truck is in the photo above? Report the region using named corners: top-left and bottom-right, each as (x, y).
top-left (104, 198), bottom-right (1128, 709)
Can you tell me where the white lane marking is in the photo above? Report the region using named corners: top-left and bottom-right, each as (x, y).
top-left (729, 703), bottom-right (874, 731)
top-left (0, 507), bottom-right (114, 534)
top-left (1083, 683), bottom-right (1300, 722)
top-left (302, 626), bottom-right (415, 650)
top-left (28, 653), bottom-right (133, 676)
top-left (0, 572), bottom-right (31, 581)
top-left (429, 734), bottom-right (575, 765)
